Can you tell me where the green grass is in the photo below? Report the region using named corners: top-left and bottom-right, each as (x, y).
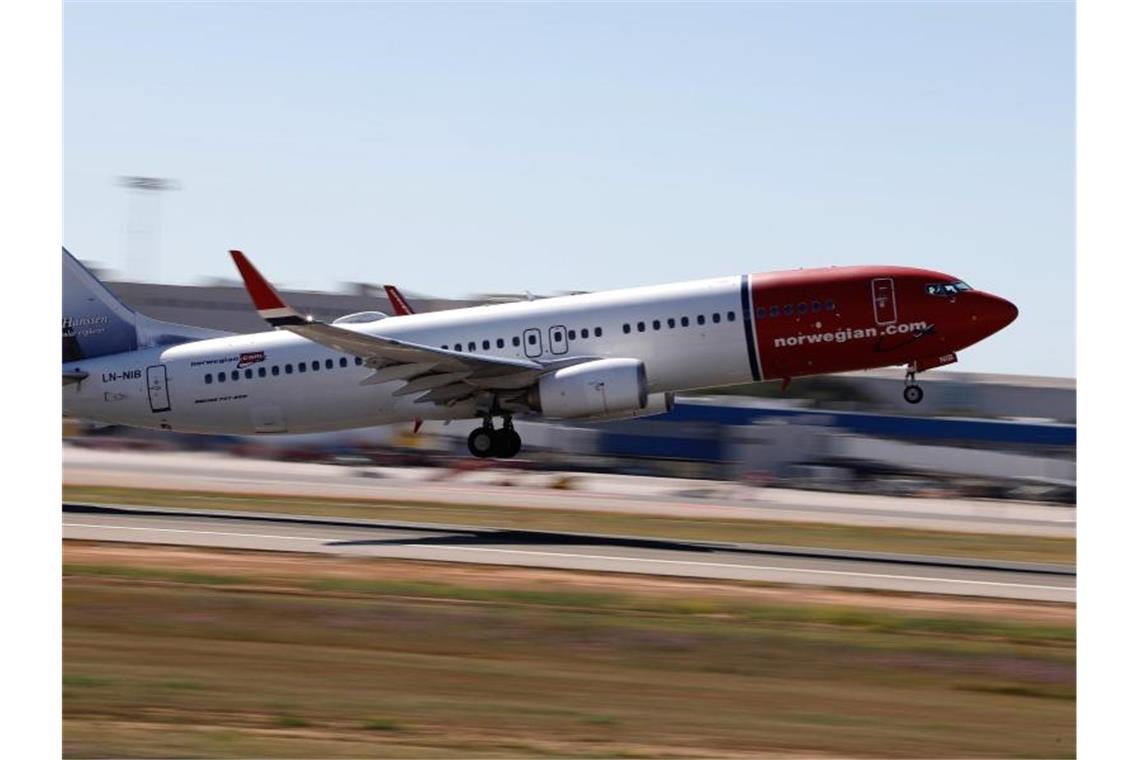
top-left (64, 552), bottom-right (1074, 758)
top-left (63, 484), bottom-right (1075, 565)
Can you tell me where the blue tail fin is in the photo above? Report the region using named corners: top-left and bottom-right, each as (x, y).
top-left (63, 248), bottom-right (230, 362)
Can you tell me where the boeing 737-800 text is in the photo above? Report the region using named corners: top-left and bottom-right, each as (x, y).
top-left (62, 248), bottom-right (1017, 458)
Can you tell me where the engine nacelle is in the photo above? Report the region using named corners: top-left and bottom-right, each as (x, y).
top-left (572, 392), bottom-right (676, 423)
top-left (529, 358), bottom-right (649, 419)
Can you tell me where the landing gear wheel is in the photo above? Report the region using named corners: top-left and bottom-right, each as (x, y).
top-left (903, 384), bottom-right (924, 405)
top-left (467, 427), bottom-right (496, 458)
top-left (493, 428), bottom-right (522, 459)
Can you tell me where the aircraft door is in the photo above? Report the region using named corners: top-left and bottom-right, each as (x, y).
top-left (523, 328), bottom-right (543, 358)
top-left (549, 325), bottom-right (568, 355)
top-left (871, 278), bottom-right (897, 325)
top-left (146, 365), bottom-right (171, 413)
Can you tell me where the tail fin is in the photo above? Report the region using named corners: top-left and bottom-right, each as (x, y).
top-left (63, 248), bottom-right (141, 361)
top-left (63, 248), bottom-right (230, 362)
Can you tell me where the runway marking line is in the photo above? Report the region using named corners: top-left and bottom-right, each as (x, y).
top-left (62, 522), bottom-right (1073, 594)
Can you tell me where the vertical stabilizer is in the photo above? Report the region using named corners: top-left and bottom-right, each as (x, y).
top-left (63, 248), bottom-right (140, 361)
top-left (63, 248), bottom-right (231, 362)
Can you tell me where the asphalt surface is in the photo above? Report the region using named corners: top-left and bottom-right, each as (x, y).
top-left (63, 503), bottom-right (1076, 602)
top-left (64, 447), bottom-right (1076, 537)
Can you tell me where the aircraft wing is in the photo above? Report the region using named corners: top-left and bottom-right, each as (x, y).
top-left (229, 251), bottom-right (560, 404)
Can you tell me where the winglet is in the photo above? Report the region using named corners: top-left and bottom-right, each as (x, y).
top-left (383, 285), bottom-right (415, 316)
top-left (229, 250), bottom-right (308, 327)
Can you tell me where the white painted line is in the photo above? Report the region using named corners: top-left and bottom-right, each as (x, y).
top-left (62, 522), bottom-right (1073, 593)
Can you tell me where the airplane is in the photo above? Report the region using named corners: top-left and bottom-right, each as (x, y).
top-left (62, 248), bottom-right (1017, 458)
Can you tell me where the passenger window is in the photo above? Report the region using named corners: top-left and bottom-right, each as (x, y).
top-left (325, 359), bottom-right (333, 369)
top-left (825, 299), bottom-right (835, 311)
top-left (581, 327), bottom-right (588, 338)
top-left (230, 370), bottom-right (239, 381)
top-left (454, 343), bottom-right (462, 351)
top-left (712, 313), bottom-right (721, 324)
top-left (568, 330), bottom-right (576, 340)
top-left (783, 304), bottom-right (794, 316)
top-left (667, 317), bottom-right (675, 328)
top-left (727, 311), bottom-right (736, 322)
top-left (811, 300), bottom-right (821, 313)
top-left (354, 357), bottom-right (363, 366)
top-left (755, 307), bottom-right (766, 319)
top-left (298, 363), bottom-right (306, 373)
top-left (652, 320), bottom-right (660, 330)
top-left (623, 324), bottom-right (631, 334)
top-left (339, 358), bottom-right (347, 368)
top-left (218, 372), bottom-right (226, 383)
top-left (637, 322), bottom-right (646, 332)
top-left (680, 316), bottom-right (689, 327)
top-left (512, 336), bottom-right (521, 347)
top-left (285, 365), bottom-right (293, 375)
top-left (697, 314), bottom-right (705, 325)
top-left (552, 330), bottom-right (563, 342)
top-left (594, 327), bottom-right (602, 337)
top-left (258, 367), bottom-right (267, 378)
top-left (272, 366), bottom-right (280, 376)
top-left (468, 342), bottom-right (476, 351)
top-left (205, 374), bottom-right (212, 385)
top-left (497, 338), bottom-right (504, 348)
top-left (482, 340), bottom-right (490, 350)
top-left (770, 305), bottom-right (780, 318)
top-left (527, 334), bottom-right (537, 345)
top-left (797, 303), bottom-right (807, 315)
top-left (312, 360), bottom-right (320, 371)
top-left (244, 369), bottom-right (253, 379)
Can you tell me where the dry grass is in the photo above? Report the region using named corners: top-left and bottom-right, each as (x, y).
top-left (64, 542), bottom-right (1074, 758)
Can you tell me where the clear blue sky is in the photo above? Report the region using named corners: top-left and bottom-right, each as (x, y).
top-left (64, 1), bottom-right (1074, 377)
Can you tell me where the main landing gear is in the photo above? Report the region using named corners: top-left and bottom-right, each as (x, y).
top-left (467, 416), bottom-right (522, 459)
top-left (903, 368), bottom-right (924, 405)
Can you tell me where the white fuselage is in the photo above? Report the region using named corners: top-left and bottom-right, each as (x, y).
top-left (63, 275), bottom-right (755, 435)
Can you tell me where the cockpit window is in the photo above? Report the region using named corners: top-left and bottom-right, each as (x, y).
top-left (926, 282), bottom-right (970, 297)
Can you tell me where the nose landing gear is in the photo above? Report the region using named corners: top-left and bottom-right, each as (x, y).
top-left (903, 367), bottom-right (924, 404)
top-left (466, 415), bottom-right (522, 459)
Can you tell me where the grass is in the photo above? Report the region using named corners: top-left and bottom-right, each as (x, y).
top-left (63, 484), bottom-right (1075, 565)
top-left (63, 545), bottom-right (1074, 758)
top-left (63, 561), bottom-right (1074, 646)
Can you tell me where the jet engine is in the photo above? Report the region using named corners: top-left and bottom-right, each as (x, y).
top-left (528, 358), bottom-right (654, 419)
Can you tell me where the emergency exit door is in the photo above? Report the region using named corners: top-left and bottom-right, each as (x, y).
top-left (523, 328), bottom-right (543, 358)
top-left (871, 278), bottom-right (897, 325)
top-left (146, 365), bottom-right (171, 413)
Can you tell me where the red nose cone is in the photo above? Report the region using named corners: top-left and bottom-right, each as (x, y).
top-left (985, 295), bottom-right (1019, 334)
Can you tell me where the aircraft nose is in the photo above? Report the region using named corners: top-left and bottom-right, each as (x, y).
top-left (982, 294), bottom-right (1018, 333)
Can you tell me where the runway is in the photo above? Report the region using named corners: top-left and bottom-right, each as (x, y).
top-left (63, 503), bottom-right (1076, 603)
top-left (64, 447), bottom-right (1076, 537)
